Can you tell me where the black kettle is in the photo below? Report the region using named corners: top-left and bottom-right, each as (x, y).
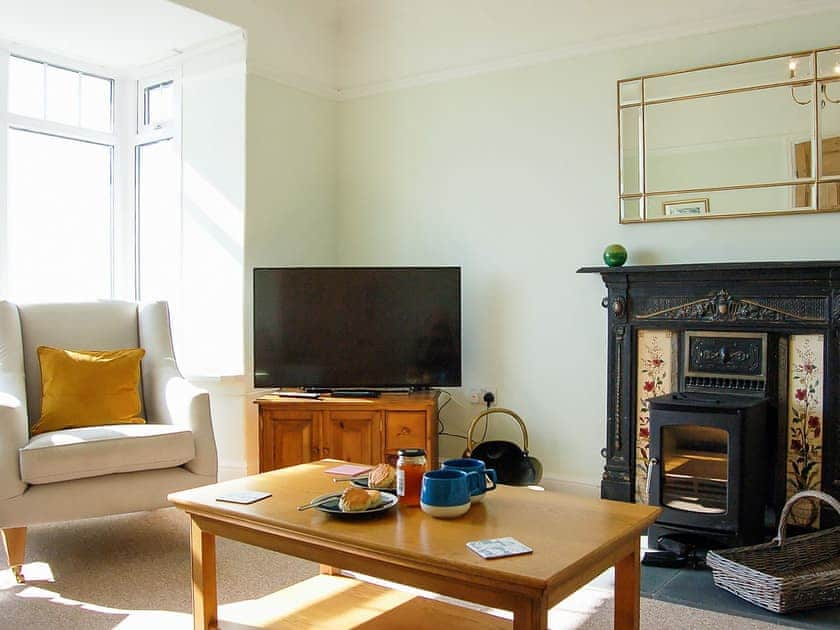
top-left (464, 408), bottom-right (543, 486)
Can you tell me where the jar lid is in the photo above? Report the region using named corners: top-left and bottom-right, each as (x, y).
top-left (398, 448), bottom-right (426, 457)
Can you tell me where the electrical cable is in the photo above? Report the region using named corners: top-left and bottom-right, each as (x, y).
top-left (435, 390), bottom-right (498, 443)
top-left (478, 392), bottom-right (494, 442)
top-left (436, 390), bottom-right (468, 441)
top-left (439, 431), bottom-right (469, 440)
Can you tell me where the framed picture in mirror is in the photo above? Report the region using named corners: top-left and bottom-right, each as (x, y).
top-left (664, 198), bottom-right (709, 217)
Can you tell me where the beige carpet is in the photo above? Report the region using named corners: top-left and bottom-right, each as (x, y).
top-left (0, 509), bottom-right (791, 629)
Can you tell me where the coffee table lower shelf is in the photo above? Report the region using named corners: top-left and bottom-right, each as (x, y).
top-left (218, 573), bottom-right (510, 629)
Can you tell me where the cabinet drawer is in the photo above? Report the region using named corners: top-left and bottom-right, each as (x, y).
top-left (384, 411), bottom-right (427, 452)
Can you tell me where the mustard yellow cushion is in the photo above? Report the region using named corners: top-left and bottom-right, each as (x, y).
top-left (32, 346), bottom-right (146, 436)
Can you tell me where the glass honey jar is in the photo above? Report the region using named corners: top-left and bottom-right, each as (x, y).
top-left (396, 448), bottom-right (427, 506)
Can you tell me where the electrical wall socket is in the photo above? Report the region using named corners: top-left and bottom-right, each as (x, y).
top-left (469, 387), bottom-right (497, 404)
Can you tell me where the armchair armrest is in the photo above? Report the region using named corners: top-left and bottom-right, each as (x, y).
top-left (0, 301), bottom-right (29, 500)
top-left (138, 301), bottom-right (217, 480)
top-left (0, 390), bottom-right (28, 500)
top-left (144, 364), bottom-right (218, 479)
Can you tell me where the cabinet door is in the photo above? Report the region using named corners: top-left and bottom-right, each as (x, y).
top-left (322, 410), bottom-right (381, 465)
top-left (260, 410), bottom-right (320, 472)
top-left (384, 411), bottom-right (428, 465)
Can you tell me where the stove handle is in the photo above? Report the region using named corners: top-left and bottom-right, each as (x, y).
top-left (646, 457), bottom-right (659, 500)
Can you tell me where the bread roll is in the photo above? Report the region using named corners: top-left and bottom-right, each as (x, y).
top-left (368, 463), bottom-right (396, 489)
top-left (339, 487), bottom-right (382, 512)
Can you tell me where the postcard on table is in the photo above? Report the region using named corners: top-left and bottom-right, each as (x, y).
top-left (466, 537), bottom-right (533, 559)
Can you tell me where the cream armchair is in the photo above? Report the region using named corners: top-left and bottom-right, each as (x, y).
top-left (0, 300), bottom-right (217, 582)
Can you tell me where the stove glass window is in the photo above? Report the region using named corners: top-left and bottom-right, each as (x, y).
top-left (661, 425), bottom-right (728, 514)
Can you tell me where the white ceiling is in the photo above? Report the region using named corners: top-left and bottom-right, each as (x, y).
top-left (0, 0), bottom-right (241, 68)
top-left (0, 1), bottom-right (837, 91)
top-left (172, 0), bottom-right (339, 93)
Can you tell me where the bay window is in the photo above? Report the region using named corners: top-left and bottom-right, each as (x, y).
top-left (1, 42), bottom-right (245, 378)
top-left (1, 51), bottom-right (179, 307)
top-left (4, 54), bottom-right (116, 302)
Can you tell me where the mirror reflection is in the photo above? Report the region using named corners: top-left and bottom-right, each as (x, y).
top-left (619, 46), bottom-right (840, 222)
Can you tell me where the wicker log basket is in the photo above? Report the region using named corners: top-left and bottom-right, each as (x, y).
top-left (706, 490), bottom-right (840, 613)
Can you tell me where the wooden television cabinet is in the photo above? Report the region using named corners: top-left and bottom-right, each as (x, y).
top-left (255, 391), bottom-right (440, 472)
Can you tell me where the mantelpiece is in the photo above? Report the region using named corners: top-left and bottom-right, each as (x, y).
top-left (579, 261), bottom-right (840, 528)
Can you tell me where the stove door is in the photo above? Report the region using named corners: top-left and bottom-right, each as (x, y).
top-left (649, 410), bottom-right (741, 533)
top-left (661, 424), bottom-right (728, 514)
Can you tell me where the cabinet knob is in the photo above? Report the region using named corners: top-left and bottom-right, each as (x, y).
top-left (399, 426), bottom-right (410, 436)
top-left (323, 447), bottom-right (329, 455)
top-left (311, 447), bottom-right (319, 456)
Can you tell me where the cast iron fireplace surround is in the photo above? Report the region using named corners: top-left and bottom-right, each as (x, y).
top-left (579, 261), bottom-right (840, 531)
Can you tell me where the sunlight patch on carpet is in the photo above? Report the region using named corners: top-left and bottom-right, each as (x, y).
top-left (0, 562), bottom-right (54, 588)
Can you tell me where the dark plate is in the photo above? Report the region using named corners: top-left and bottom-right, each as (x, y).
top-left (350, 477), bottom-right (398, 494)
top-left (311, 492), bottom-right (399, 517)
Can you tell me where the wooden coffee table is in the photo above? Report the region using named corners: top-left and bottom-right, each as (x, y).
top-left (169, 460), bottom-right (660, 629)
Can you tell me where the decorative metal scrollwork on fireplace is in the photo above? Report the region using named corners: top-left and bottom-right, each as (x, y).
top-left (634, 289), bottom-right (826, 323)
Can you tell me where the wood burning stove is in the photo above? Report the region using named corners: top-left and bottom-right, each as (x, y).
top-left (579, 261), bottom-right (840, 537)
top-left (647, 392), bottom-right (767, 548)
top-left (646, 330), bottom-right (772, 548)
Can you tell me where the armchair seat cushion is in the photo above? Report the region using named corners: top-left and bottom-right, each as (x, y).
top-left (20, 424), bottom-right (195, 485)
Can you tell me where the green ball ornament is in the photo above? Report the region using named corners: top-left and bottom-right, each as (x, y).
top-left (603, 244), bottom-right (627, 267)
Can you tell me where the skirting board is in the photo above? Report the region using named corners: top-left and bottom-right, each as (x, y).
top-left (532, 475), bottom-right (600, 498)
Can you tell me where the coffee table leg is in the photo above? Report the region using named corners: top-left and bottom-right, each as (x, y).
top-left (512, 597), bottom-right (547, 630)
top-left (614, 537), bottom-right (641, 630)
top-left (191, 517), bottom-right (218, 630)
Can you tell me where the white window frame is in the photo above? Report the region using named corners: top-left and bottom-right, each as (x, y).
top-left (138, 76), bottom-right (177, 136)
top-left (0, 44), bottom-right (184, 303)
top-left (0, 44), bottom-right (122, 300)
top-left (0, 47), bottom-right (9, 296)
top-left (132, 69), bottom-right (182, 302)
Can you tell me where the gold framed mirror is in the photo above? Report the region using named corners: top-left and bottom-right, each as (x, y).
top-left (619, 46), bottom-right (840, 223)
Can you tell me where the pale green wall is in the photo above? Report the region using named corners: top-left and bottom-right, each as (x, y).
top-left (246, 75), bottom-right (337, 272)
top-left (336, 11), bottom-right (840, 486)
top-left (180, 46), bottom-right (246, 377)
top-left (245, 74), bottom-right (338, 379)
top-left (240, 74), bottom-right (337, 473)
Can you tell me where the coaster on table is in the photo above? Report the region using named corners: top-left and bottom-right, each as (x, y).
top-left (216, 490), bottom-right (272, 504)
top-left (466, 537), bottom-right (533, 559)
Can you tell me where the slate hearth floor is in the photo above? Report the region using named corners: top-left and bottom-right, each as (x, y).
top-left (642, 564), bottom-right (840, 628)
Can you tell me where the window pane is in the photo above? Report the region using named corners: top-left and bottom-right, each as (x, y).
top-left (45, 65), bottom-right (80, 126)
top-left (7, 129), bottom-right (112, 301)
top-left (81, 74), bottom-right (112, 132)
top-left (9, 57), bottom-right (45, 118)
top-left (145, 81), bottom-right (174, 127)
top-left (137, 139), bottom-right (179, 302)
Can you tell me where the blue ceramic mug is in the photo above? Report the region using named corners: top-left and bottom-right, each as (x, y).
top-left (442, 458), bottom-right (498, 503)
top-left (420, 469), bottom-right (473, 518)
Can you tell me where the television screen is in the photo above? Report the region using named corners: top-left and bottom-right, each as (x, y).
top-left (253, 267), bottom-right (461, 388)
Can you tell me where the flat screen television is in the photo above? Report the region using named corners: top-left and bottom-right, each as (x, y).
top-left (253, 267), bottom-right (461, 389)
